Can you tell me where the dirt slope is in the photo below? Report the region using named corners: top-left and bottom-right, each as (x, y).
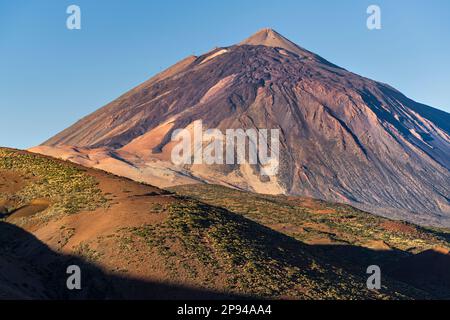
top-left (2, 148), bottom-right (448, 299)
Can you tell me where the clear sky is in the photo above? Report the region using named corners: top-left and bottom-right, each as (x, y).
top-left (1, 0), bottom-right (449, 149)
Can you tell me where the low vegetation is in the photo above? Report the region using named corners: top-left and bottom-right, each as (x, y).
top-left (169, 184), bottom-right (450, 298)
top-left (126, 196), bottom-right (427, 299)
top-left (170, 185), bottom-right (450, 255)
top-left (0, 148), bottom-right (107, 221)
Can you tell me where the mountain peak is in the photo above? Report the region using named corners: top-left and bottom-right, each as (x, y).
top-left (241, 28), bottom-right (284, 44)
top-left (239, 28), bottom-right (309, 57)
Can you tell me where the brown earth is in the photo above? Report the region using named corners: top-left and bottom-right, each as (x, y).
top-left (7, 199), bottom-right (50, 219)
top-left (380, 221), bottom-right (419, 236)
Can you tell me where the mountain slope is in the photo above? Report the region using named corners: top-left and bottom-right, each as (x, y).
top-left (32, 29), bottom-right (450, 227)
top-left (2, 148), bottom-right (450, 299)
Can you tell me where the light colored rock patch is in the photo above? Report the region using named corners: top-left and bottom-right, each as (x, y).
top-left (200, 49), bottom-right (228, 64)
top-left (239, 163), bottom-right (284, 195)
top-left (200, 74), bottom-right (236, 104)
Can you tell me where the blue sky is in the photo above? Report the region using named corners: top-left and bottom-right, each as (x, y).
top-left (1, 0), bottom-right (449, 149)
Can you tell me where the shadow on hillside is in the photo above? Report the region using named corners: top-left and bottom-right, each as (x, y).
top-left (316, 244), bottom-right (450, 299)
top-left (0, 221), bottom-right (242, 300)
top-left (1, 216), bottom-right (449, 300)
top-left (311, 243), bottom-right (408, 268)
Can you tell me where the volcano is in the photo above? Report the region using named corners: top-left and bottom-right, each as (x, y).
top-left (31, 29), bottom-right (450, 227)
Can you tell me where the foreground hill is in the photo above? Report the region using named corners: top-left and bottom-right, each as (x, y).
top-left (1, 148), bottom-right (450, 299)
top-left (32, 28), bottom-right (450, 227)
